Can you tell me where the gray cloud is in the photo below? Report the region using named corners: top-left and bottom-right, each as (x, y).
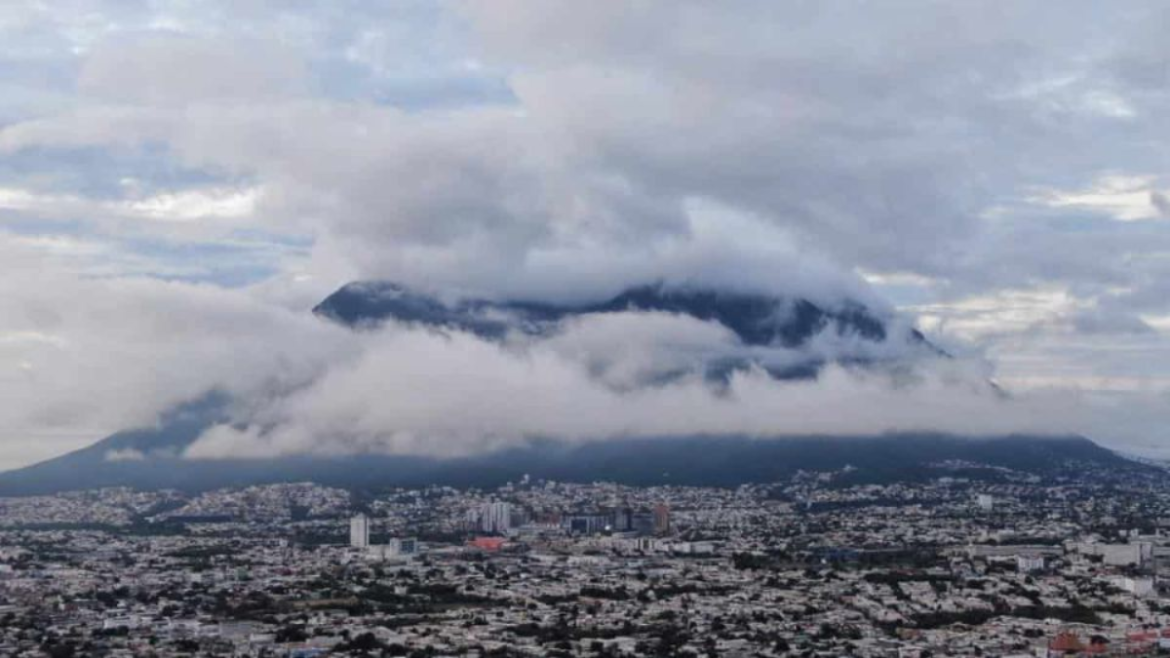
top-left (0, 241), bottom-right (348, 468)
top-left (79, 35), bottom-right (309, 105)
top-left (1153, 191), bottom-right (1170, 218)
top-left (181, 319), bottom-right (1051, 461)
top-left (3, 1), bottom-right (1165, 306)
top-left (1, 2), bottom-right (1169, 466)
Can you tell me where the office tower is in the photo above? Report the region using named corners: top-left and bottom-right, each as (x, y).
top-left (631, 511), bottom-right (656, 537)
top-left (349, 514), bottom-right (370, 548)
top-left (612, 507), bottom-right (633, 533)
top-left (480, 501), bottom-right (513, 534)
top-left (653, 503), bottom-right (671, 535)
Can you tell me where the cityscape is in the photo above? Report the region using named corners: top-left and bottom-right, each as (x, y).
top-left (4, 461), bottom-right (1170, 656)
top-left (4, 2), bottom-right (1170, 658)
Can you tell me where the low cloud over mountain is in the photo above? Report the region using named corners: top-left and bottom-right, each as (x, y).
top-left (180, 279), bottom-right (1051, 460)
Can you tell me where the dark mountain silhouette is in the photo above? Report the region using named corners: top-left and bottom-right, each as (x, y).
top-left (313, 280), bottom-right (937, 381)
top-left (313, 281), bottom-right (892, 347)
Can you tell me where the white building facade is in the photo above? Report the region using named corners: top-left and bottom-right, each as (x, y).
top-left (349, 514), bottom-right (370, 548)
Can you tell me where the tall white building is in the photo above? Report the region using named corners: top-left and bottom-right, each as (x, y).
top-left (480, 501), bottom-right (512, 534)
top-left (349, 514), bottom-right (370, 548)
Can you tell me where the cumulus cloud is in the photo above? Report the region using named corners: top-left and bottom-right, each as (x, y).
top-left (1, 1), bottom-right (1170, 467)
top-left (2, 3), bottom-right (1168, 304)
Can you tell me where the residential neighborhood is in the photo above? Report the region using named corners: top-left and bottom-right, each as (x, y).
top-left (4, 463), bottom-right (1170, 656)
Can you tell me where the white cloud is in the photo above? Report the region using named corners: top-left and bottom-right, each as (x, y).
top-left (123, 185), bottom-right (263, 222)
top-left (0, 184), bottom-right (263, 224)
top-left (182, 322), bottom-right (1053, 461)
top-left (0, 241), bottom-right (349, 469)
top-left (104, 448), bottom-right (146, 462)
top-left (1028, 175), bottom-right (1170, 222)
top-left (1, 1), bottom-right (1170, 468)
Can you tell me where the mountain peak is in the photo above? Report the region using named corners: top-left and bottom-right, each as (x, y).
top-left (312, 280), bottom-right (919, 382)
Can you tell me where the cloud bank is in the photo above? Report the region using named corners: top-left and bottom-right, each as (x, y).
top-left (182, 321), bottom-right (1049, 461)
top-left (3, 235), bottom-right (1168, 468)
top-left (1, 1), bottom-right (1169, 465)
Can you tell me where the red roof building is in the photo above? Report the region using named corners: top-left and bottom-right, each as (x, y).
top-left (1049, 631), bottom-right (1086, 655)
top-left (469, 536), bottom-right (507, 552)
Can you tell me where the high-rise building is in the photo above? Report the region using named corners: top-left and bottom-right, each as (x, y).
top-left (397, 537), bottom-right (419, 555)
top-left (480, 501), bottom-right (513, 535)
top-left (631, 511), bottom-right (656, 537)
top-left (349, 514), bottom-right (370, 548)
top-left (653, 503), bottom-right (671, 535)
top-left (613, 507), bottom-right (633, 533)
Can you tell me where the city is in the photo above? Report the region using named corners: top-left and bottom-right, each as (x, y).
top-left (4, 463), bottom-right (1170, 657)
top-left (3, 2), bottom-right (1170, 656)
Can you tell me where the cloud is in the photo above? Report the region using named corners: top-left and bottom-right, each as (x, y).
top-left (0, 241), bottom-right (348, 468)
top-left (3, 2), bottom-right (1164, 313)
top-left (104, 448), bottom-right (146, 462)
top-left (1152, 191), bottom-right (1170, 218)
top-left (1028, 175), bottom-right (1170, 222)
top-left (79, 35), bottom-right (309, 105)
top-left (1, 2), bottom-right (1170, 467)
top-left (2, 4), bottom-right (1168, 303)
top-left (183, 319), bottom-right (1052, 461)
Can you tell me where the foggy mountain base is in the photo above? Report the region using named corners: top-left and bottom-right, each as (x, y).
top-left (182, 280), bottom-right (1059, 461)
top-left (0, 278), bottom-right (1148, 496)
top-left (0, 389), bottom-right (1146, 495)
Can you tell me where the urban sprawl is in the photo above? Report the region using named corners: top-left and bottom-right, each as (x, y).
top-left (3, 464), bottom-right (1170, 657)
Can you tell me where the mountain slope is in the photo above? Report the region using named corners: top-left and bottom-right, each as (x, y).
top-left (0, 420), bottom-right (1150, 496)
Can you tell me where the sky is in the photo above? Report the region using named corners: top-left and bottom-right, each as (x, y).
top-left (2, 1), bottom-right (1170, 469)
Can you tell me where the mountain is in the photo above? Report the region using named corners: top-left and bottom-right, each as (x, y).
top-left (313, 280), bottom-right (936, 381)
top-left (0, 398), bottom-right (1150, 495)
top-left (313, 281), bottom-right (890, 346)
top-left (0, 280), bottom-right (1149, 496)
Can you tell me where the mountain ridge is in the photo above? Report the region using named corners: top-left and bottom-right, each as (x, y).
top-left (0, 281), bottom-right (1146, 496)
top-left (312, 280), bottom-right (895, 348)
top-left (312, 280), bottom-right (938, 382)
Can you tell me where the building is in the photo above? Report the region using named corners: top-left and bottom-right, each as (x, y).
top-left (1048, 631), bottom-right (1085, 657)
top-left (396, 537), bottom-right (418, 555)
top-left (470, 536), bottom-right (507, 552)
top-left (653, 503), bottom-right (671, 535)
top-left (612, 507), bottom-right (633, 532)
top-left (349, 514), bottom-right (370, 548)
top-left (564, 513), bottom-right (611, 535)
top-left (1017, 556), bottom-right (1046, 573)
top-left (631, 511), bottom-right (656, 536)
top-left (480, 501), bottom-right (512, 535)
top-left (1112, 576), bottom-right (1155, 597)
top-left (364, 538), bottom-right (419, 562)
top-left (1075, 542), bottom-right (1153, 568)
top-left (976, 494), bottom-right (995, 511)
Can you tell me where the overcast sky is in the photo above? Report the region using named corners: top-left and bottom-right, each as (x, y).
top-left (2, 1), bottom-right (1169, 469)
